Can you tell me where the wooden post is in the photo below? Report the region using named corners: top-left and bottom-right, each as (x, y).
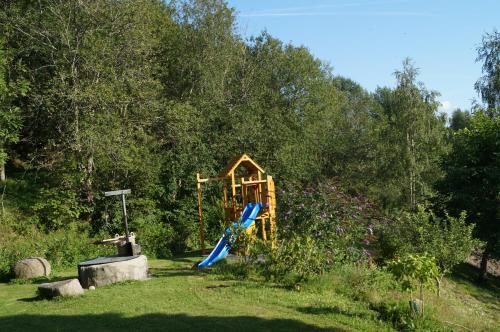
top-left (231, 173), bottom-right (236, 219)
top-left (223, 180), bottom-right (228, 209)
top-left (257, 171), bottom-right (266, 240)
top-left (222, 179), bottom-right (228, 224)
top-left (257, 171), bottom-right (264, 204)
top-left (240, 177), bottom-right (247, 208)
top-left (196, 173), bottom-right (205, 254)
top-left (267, 175), bottom-right (277, 248)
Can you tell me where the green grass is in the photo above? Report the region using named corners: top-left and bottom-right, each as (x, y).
top-left (0, 256), bottom-right (499, 332)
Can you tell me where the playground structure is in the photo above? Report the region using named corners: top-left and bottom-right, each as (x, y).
top-left (196, 154), bottom-right (277, 266)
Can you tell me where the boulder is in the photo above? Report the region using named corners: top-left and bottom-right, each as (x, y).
top-left (12, 257), bottom-right (51, 279)
top-left (78, 255), bottom-right (148, 288)
top-left (38, 279), bottom-right (84, 299)
top-left (409, 298), bottom-right (424, 316)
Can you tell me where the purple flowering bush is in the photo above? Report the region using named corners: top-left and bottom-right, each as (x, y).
top-left (276, 180), bottom-right (382, 267)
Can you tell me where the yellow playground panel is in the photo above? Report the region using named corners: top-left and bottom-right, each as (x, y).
top-left (196, 153), bottom-right (277, 253)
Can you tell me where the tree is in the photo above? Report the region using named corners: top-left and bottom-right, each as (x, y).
top-left (0, 38), bottom-right (28, 182)
top-left (374, 59), bottom-right (447, 210)
top-left (387, 253), bottom-right (439, 317)
top-left (438, 111), bottom-right (500, 279)
top-left (449, 109), bottom-right (471, 131)
top-left (378, 206), bottom-right (482, 296)
top-left (2, 0), bottom-right (168, 216)
top-left (475, 29), bottom-right (500, 112)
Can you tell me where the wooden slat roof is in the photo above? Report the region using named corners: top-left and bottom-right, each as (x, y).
top-left (218, 153), bottom-right (265, 177)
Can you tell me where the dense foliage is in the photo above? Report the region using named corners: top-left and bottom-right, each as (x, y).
top-left (438, 112), bottom-right (500, 277)
top-left (378, 206), bottom-right (482, 294)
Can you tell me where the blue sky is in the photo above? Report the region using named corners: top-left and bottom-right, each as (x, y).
top-left (226, 0), bottom-right (499, 114)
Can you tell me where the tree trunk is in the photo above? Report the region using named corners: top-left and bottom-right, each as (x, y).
top-left (479, 251), bottom-right (489, 281)
top-left (435, 275), bottom-right (443, 297)
top-left (0, 163), bottom-right (5, 182)
top-left (420, 284), bottom-right (424, 317)
top-left (84, 156), bottom-right (94, 204)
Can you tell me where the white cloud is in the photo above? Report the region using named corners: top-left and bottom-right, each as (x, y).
top-left (440, 100), bottom-right (453, 111)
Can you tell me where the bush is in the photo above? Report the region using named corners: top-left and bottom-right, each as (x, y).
top-left (387, 253), bottom-right (439, 317)
top-left (261, 235), bottom-right (326, 286)
top-left (211, 260), bottom-right (253, 280)
top-left (278, 180), bottom-right (381, 267)
top-left (30, 188), bottom-right (90, 231)
top-left (0, 221), bottom-right (114, 278)
top-left (134, 215), bottom-right (174, 258)
top-left (371, 301), bottom-right (449, 331)
top-left (377, 206), bottom-right (483, 294)
top-left (43, 224), bottom-right (115, 267)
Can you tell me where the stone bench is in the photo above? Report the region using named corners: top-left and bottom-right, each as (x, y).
top-left (38, 279), bottom-right (84, 299)
top-left (78, 255), bottom-right (148, 288)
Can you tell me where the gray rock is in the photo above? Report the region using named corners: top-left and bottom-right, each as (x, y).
top-left (409, 298), bottom-right (423, 315)
top-left (12, 257), bottom-right (51, 279)
top-left (78, 255), bottom-right (148, 288)
top-left (38, 278), bottom-right (84, 299)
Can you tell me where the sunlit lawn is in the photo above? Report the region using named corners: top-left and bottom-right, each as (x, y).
top-left (1, 255), bottom-right (499, 331)
top-left (0, 256), bottom-right (393, 332)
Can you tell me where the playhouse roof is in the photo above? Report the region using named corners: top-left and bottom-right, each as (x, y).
top-left (218, 153), bottom-right (265, 178)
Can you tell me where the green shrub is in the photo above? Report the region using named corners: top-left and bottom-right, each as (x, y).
top-left (30, 188), bottom-right (90, 231)
top-left (0, 221), bottom-right (114, 278)
top-left (371, 301), bottom-right (449, 331)
top-left (211, 260), bottom-right (253, 280)
top-left (134, 216), bottom-right (174, 258)
top-left (43, 224), bottom-right (114, 267)
top-left (377, 206), bottom-right (483, 295)
top-left (262, 235), bottom-right (326, 286)
top-left (387, 253), bottom-right (439, 317)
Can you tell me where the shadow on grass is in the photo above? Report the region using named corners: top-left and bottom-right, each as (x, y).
top-left (451, 263), bottom-right (500, 291)
top-left (296, 306), bottom-right (375, 320)
top-left (149, 269), bottom-right (197, 278)
top-left (0, 313), bottom-right (345, 332)
top-left (17, 296), bottom-right (42, 303)
top-left (148, 264), bottom-right (200, 278)
top-left (172, 250), bottom-right (206, 259)
top-left (206, 284), bottom-right (230, 289)
top-left (450, 263), bottom-right (500, 309)
top-left (3, 275), bottom-right (77, 286)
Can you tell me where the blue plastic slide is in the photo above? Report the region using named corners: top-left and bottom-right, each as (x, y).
top-left (198, 202), bottom-right (262, 268)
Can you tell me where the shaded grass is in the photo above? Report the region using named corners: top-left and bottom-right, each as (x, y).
top-left (0, 313), bottom-right (343, 332)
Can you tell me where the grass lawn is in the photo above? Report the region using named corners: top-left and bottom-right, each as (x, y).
top-left (0, 255), bottom-right (499, 332)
